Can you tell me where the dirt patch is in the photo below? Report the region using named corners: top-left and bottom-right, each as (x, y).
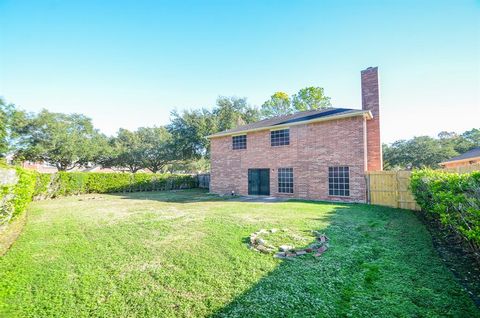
top-left (418, 212), bottom-right (480, 307)
top-left (0, 212), bottom-right (27, 256)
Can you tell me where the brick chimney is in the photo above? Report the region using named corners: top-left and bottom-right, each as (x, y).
top-left (361, 67), bottom-right (383, 171)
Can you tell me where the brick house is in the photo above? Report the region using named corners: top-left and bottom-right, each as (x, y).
top-left (440, 147), bottom-right (480, 169)
top-left (207, 67), bottom-right (382, 202)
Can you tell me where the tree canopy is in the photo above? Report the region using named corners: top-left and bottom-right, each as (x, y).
top-left (13, 109), bottom-right (106, 171)
top-left (260, 87), bottom-right (332, 118)
top-left (291, 87), bottom-right (331, 112)
top-left (260, 92), bottom-right (292, 118)
top-left (383, 128), bottom-right (480, 170)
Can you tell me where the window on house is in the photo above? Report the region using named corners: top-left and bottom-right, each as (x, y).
top-left (328, 166), bottom-right (350, 196)
top-left (278, 168), bottom-right (293, 193)
top-left (271, 129), bottom-right (290, 146)
top-left (232, 135), bottom-right (247, 150)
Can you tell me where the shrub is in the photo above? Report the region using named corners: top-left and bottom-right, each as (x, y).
top-left (411, 169), bottom-right (480, 250)
top-left (32, 172), bottom-right (198, 198)
top-left (0, 168), bottom-right (37, 226)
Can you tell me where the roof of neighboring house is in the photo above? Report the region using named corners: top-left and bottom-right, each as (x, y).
top-left (441, 147), bottom-right (480, 164)
top-left (207, 107), bottom-right (371, 138)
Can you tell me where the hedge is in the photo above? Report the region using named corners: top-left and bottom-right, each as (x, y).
top-left (0, 168), bottom-right (37, 227)
top-left (410, 169), bottom-right (480, 251)
top-left (34, 172), bottom-right (197, 198)
top-left (0, 169), bottom-right (198, 226)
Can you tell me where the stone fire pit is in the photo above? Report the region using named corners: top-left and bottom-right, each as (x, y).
top-left (249, 229), bottom-right (329, 258)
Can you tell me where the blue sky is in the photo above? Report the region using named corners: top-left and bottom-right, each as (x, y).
top-left (1, 0), bottom-right (479, 143)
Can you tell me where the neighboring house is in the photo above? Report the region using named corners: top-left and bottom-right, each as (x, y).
top-left (440, 147), bottom-right (480, 169)
top-left (207, 67), bottom-right (382, 202)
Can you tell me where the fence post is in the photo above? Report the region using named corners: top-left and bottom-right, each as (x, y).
top-left (365, 174), bottom-right (371, 204)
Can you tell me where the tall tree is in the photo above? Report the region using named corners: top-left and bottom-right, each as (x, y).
top-left (168, 108), bottom-right (216, 160)
top-left (456, 128), bottom-right (480, 153)
top-left (13, 109), bottom-right (105, 171)
top-left (213, 96), bottom-right (260, 131)
top-left (383, 136), bottom-right (458, 170)
top-left (104, 129), bottom-right (145, 173)
top-left (137, 126), bottom-right (175, 173)
top-left (291, 87), bottom-right (331, 111)
top-left (260, 92), bottom-right (291, 118)
top-left (0, 98), bottom-right (23, 157)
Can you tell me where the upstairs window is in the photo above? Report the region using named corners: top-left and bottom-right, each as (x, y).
top-left (271, 129), bottom-right (290, 146)
top-left (328, 166), bottom-right (350, 197)
top-left (278, 168), bottom-right (294, 193)
top-left (232, 135), bottom-right (247, 150)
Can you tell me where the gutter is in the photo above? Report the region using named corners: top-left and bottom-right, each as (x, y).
top-left (207, 110), bottom-right (372, 139)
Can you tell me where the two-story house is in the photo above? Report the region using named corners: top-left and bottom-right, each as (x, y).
top-left (207, 67), bottom-right (382, 202)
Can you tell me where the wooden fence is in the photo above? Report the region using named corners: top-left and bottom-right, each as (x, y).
top-left (366, 164), bottom-right (479, 210)
top-left (366, 171), bottom-right (421, 210)
top-left (197, 173), bottom-right (210, 189)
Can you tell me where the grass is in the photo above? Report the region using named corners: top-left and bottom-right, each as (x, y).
top-left (0, 189), bottom-right (478, 317)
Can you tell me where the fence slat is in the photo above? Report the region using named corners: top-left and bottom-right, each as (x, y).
top-left (367, 171), bottom-right (420, 210)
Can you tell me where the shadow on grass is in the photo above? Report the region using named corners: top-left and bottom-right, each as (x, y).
top-left (210, 202), bottom-right (480, 317)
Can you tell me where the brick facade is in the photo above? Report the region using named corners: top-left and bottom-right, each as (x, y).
top-left (209, 67), bottom-right (382, 203)
top-left (210, 116), bottom-right (368, 202)
top-left (361, 67), bottom-right (383, 171)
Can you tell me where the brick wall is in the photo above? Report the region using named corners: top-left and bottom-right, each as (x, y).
top-left (210, 116), bottom-right (368, 202)
top-left (361, 67), bottom-right (383, 171)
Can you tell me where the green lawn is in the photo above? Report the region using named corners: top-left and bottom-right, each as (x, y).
top-left (0, 189), bottom-right (478, 317)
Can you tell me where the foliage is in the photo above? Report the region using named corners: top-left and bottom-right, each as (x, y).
top-left (291, 86), bottom-right (332, 111)
top-left (12, 109), bottom-right (107, 171)
top-left (383, 136), bottom-right (458, 169)
top-left (137, 127), bottom-right (175, 173)
top-left (383, 129), bottom-right (480, 170)
top-left (0, 168), bottom-right (36, 226)
top-left (101, 128), bottom-right (145, 173)
top-left (0, 166), bottom-right (197, 227)
top-left (0, 190), bottom-right (477, 317)
top-left (213, 96), bottom-right (260, 132)
top-left (0, 98), bottom-right (25, 158)
top-left (411, 169), bottom-right (480, 249)
top-left (33, 172), bottom-right (197, 198)
top-left (168, 96), bottom-right (259, 159)
top-left (168, 108), bottom-right (217, 160)
top-left (260, 87), bottom-right (332, 118)
top-left (260, 92), bottom-right (292, 118)
top-left (165, 158), bottom-right (210, 174)
top-left (0, 99), bottom-right (13, 157)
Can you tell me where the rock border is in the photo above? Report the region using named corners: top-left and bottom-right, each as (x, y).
top-left (249, 229), bottom-right (329, 258)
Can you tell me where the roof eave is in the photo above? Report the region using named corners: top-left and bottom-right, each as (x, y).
top-left (439, 156), bottom-right (480, 165)
top-left (206, 110), bottom-right (372, 139)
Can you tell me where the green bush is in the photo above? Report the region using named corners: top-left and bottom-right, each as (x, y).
top-left (411, 169), bottom-right (480, 249)
top-left (32, 172), bottom-right (198, 198)
top-left (0, 168), bottom-right (37, 226)
top-left (1, 168), bottom-right (199, 233)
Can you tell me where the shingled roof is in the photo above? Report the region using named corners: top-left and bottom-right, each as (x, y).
top-left (207, 107), bottom-right (371, 138)
top-left (441, 147), bottom-right (480, 164)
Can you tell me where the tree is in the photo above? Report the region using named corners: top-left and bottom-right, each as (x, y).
top-left (0, 98), bottom-right (24, 157)
top-left (260, 92), bottom-right (291, 118)
top-left (13, 109), bottom-right (105, 171)
top-left (168, 108), bottom-right (216, 160)
top-left (104, 129), bottom-right (145, 173)
top-left (213, 96), bottom-right (260, 132)
top-left (168, 96), bottom-right (260, 161)
top-left (383, 136), bottom-right (458, 170)
top-left (137, 126), bottom-right (175, 173)
top-left (456, 128), bottom-right (480, 153)
top-left (291, 87), bottom-right (331, 111)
